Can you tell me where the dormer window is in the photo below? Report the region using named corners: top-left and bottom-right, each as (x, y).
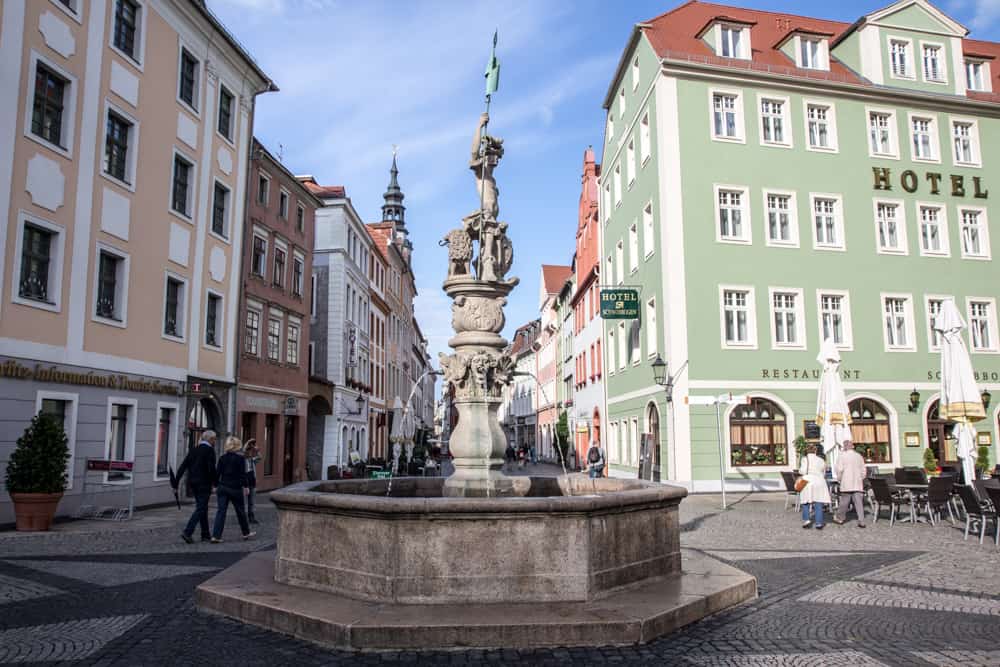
top-left (922, 44), bottom-right (945, 83)
top-left (965, 59), bottom-right (989, 91)
top-left (720, 25), bottom-right (747, 59)
top-left (800, 38), bottom-right (821, 68)
top-left (890, 39), bottom-right (913, 79)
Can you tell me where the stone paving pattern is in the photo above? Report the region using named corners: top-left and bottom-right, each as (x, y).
top-left (0, 486), bottom-right (998, 665)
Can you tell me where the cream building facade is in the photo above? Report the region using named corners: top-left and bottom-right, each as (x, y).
top-left (0, 0), bottom-right (273, 522)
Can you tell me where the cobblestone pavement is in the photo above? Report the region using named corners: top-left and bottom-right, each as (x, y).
top-left (2, 489), bottom-right (999, 666)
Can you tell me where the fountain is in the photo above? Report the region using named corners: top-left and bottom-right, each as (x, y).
top-left (196, 108), bottom-right (756, 651)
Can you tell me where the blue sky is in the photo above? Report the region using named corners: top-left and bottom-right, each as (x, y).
top-left (209, 0), bottom-right (1000, 363)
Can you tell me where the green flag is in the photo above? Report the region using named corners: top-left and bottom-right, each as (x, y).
top-left (485, 30), bottom-right (500, 96)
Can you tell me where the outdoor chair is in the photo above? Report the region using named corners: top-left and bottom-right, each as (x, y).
top-left (973, 479), bottom-right (998, 503)
top-left (983, 485), bottom-right (1000, 547)
top-left (922, 476), bottom-right (956, 526)
top-left (780, 470), bottom-right (800, 511)
top-left (870, 477), bottom-right (910, 526)
top-left (899, 467), bottom-right (928, 485)
top-left (956, 484), bottom-right (997, 545)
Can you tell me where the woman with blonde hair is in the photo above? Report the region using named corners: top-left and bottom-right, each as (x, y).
top-left (210, 436), bottom-right (255, 543)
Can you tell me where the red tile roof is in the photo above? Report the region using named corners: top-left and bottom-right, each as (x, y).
top-left (366, 224), bottom-right (392, 263)
top-left (541, 265), bottom-right (572, 295)
top-left (614, 1), bottom-right (1000, 106)
top-left (299, 176), bottom-right (345, 199)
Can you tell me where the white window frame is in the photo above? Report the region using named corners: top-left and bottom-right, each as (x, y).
top-left (881, 292), bottom-right (916, 352)
top-left (920, 41), bottom-right (947, 84)
top-left (646, 297), bottom-right (657, 357)
top-left (639, 112), bottom-right (651, 165)
top-left (175, 41), bottom-right (202, 117)
top-left (251, 226), bottom-right (269, 278)
top-left (908, 112), bottom-right (940, 164)
top-left (617, 86), bottom-right (626, 117)
top-left (816, 289), bottom-right (854, 350)
top-left (762, 189), bottom-right (799, 248)
top-left (757, 94), bottom-right (792, 148)
top-left (867, 107), bottom-right (899, 159)
top-left (925, 294), bottom-right (952, 352)
top-left (35, 391), bottom-right (79, 489)
top-left (613, 164), bottom-right (622, 207)
top-left (717, 23), bottom-right (750, 60)
top-left (916, 202), bottom-right (950, 257)
top-left (267, 310), bottom-right (284, 362)
top-left (279, 187), bottom-right (290, 220)
top-left (606, 114), bottom-right (614, 145)
top-left (273, 238), bottom-right (289, 288)
top-left (642, 201), bottom-right (654, 259)
top-left (617, 321), bottom-right (627, 371)
top-left (13, 211), bottom-right (66, 313)
top-left (768, 287), bottom-right (806, 350)
top-left (809, 193), bottom-right (846, 251)
top-left (950, 116), bottom-right (981, 168)
top-left (91, 242), bottom-right (130, 328)
top-left (615, 240), bottom-right (624, 285)
top-left (625, 139), bottom-right (635, 188)
top-left (709, 88), bottom-right (745, 143)
top-left (51, 0), bottom-right (83, 23)
top-left (803, 100), bottom-right (838, 153)
top-left (888, 36), bottom-right (914, 80)
top-left (108, 0), bottom-right (148, 70)
top-left (796, 35), bottom-right (829, 70)
top-left (872, 198), bottom-right (909, 255)
top-left (714, 184), bottom-right (751, 245)
top-left (965, 59), bottom-right (992, 92)
top-left (153, 401), bottom-right (180, 482)
top-left (631, 55), bottom-right (640, 90)
top-left (245, 298), bottom-right (263, 357)
top-left (607, 326), bottom-right (616, 375)
top-left (203, 288), bottom-right (224, 351)
top-left (602, 182), bottom-right (611, 223)
top-left (162, 270), bottom-right (188, 343)
top-left (23, 50), bottom-right (79, 160)
top-left (719, 285), bottom-right (758, 350)
top-left (257, 169), bottom-right (271, 206)
top-left (100, 99), bottom-right (141, 191)
top-left (103, 397), bottom-right (138, 484)
top-left (215, 82), bottom-right (237, 147)
top-left (287, 317), bottom-right (302, 365)
top-left (627, 222), bottom-right (639, 274)
top-left (296, 202), bottom-right (306, 232)
top-left (169, 146), bottom-right (197, 223)
top-left (209, 178), bottom-right (232, 243)
top-left (966, 297), bottom-right (1000, 353)
top-left (959, 206), bottom-right (991, 260)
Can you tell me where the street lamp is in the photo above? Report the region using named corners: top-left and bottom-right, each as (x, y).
top-left (651, 355), bottom-right (687, 403)
top-left (908, 388), bottom-right (921, 413)
top-left (982, 388), bottom-right (992, 410)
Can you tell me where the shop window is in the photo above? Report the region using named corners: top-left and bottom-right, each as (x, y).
top-left (849, 398), bottom-right (892, 464)
top-left (729, 397), bottom-right (787, 466)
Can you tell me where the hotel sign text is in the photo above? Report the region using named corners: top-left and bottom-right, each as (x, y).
top-left (873, 168), bottom-right (988, 199)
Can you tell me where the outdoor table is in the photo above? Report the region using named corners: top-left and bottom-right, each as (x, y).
top-left (895, 482), bottom-right (929, 523)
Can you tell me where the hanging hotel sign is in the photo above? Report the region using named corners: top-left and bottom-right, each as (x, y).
top-left (872, 168), bottom-right (988, 199)
top-left (0, 360), bottom-right (182, 395)
top-left (600, 289), bottom-right (640, 319)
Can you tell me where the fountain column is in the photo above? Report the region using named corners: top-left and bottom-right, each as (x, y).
top-left (438, 112), bottom-right (521, 497)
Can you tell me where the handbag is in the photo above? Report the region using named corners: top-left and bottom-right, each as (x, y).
top-left (794, 458), bottom-right (810, 492)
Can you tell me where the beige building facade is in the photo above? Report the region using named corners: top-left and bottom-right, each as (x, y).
top-left (0, 0), bottom-right (273, 522)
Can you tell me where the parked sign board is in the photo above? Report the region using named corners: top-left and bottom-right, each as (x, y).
top-left (600, 289), bottom-right (639, 319)
top-left (86, 459), bottom-right (134, 472)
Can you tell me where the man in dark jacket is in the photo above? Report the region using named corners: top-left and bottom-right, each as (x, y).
top-left (175, 430), bottom-right (218, 543)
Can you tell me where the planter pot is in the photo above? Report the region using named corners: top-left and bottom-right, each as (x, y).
top-left (10, 492), bottom-right (63, 531)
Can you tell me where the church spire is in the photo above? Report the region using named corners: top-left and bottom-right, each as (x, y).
top-left (381, 148), bottom-right (406, 230)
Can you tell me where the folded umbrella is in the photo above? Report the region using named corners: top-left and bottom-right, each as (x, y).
top-left (168, 466), bottom-right (181, 510)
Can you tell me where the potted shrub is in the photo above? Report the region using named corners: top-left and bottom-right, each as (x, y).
top-left (975, 444), bottom-right (991, 479)
top-left (922, 447), bottom-right (939, 475)
top-left (4, 414), bottom-right (70, 531)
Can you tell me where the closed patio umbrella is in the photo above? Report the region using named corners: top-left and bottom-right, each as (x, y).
top-left (815, 337), bottom-right (852, 478)
top-left (933, 299), bottom-right (985, 485)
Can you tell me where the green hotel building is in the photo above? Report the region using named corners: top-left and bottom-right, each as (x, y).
top-left (600, 0), bottom-right (1000, 490)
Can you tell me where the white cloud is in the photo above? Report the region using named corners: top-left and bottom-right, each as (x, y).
top-left (949, 0), bottom-right (1000, 30)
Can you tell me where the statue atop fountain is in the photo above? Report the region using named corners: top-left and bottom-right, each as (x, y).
top-left (438, 111), bottom-right (521, 497)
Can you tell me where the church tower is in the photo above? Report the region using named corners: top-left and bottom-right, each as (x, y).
top-left (381, 153), bottom-right (411, 261)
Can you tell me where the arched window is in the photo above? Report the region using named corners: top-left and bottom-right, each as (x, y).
top-left (849, 398), bottom-right (892, 464)
top-left (729, 397), bottom-right (788, 466)
top-left (926, 399), bottom-right (956, 464)
top-left (646, 403), bottom-right (661, 482)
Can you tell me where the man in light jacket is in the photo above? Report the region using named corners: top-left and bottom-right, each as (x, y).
top-left (833, 440), bottom-right (867, 528)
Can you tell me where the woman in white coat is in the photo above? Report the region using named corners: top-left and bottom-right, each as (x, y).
top-left (798, 444), bottom-right (832, 529)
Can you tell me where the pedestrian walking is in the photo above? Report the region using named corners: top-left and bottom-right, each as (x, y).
top-left (529, 443), bottom-right (537, 465)
top-left (833, 440), bottom-right (866, 528)
top-left (174, 430), bottom-right (218, 544)
top-left (798, 444), bottom-right (831, 529)
top-left (585, 441), bottom-right (605, 479)
top-left (504, 443), bottom-right (516, 471)
top-left (243, 439), bottom-right (261, 525)
top-left (210, 436), bottom-right (256, 543)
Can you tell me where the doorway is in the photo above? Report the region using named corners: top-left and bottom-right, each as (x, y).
top-left (283, 417), bottom-right (296, 486)
top-left (647, 403), bottom-right (661, 482)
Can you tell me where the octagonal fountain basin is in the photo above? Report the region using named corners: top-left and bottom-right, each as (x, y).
top-left (196, 475), bottom-right (757, 650)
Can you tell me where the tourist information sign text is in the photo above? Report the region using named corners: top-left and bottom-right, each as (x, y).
top-left (600, 289), bottom-right (639, 319)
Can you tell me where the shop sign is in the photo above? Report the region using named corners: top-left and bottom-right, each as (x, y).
top-left (86, 459), bottom-right (134, 472)
top-left (761, 368), bottom-right (862, 380)
top-left (0, 360), bottom-right (182, 395)
top-left (873, 167), bottom-right (988, 199)
top-left (244, 395), bottom-right (281, 411)
top-left (600, 289), bottom-right (639, 319)
top-left (929, 369), bottom-right (1000, 382)
top-left (284, 397), bottom-right (299, 415)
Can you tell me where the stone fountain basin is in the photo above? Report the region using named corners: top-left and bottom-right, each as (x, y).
top-left (270, 476), bottom-right (685, 605)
